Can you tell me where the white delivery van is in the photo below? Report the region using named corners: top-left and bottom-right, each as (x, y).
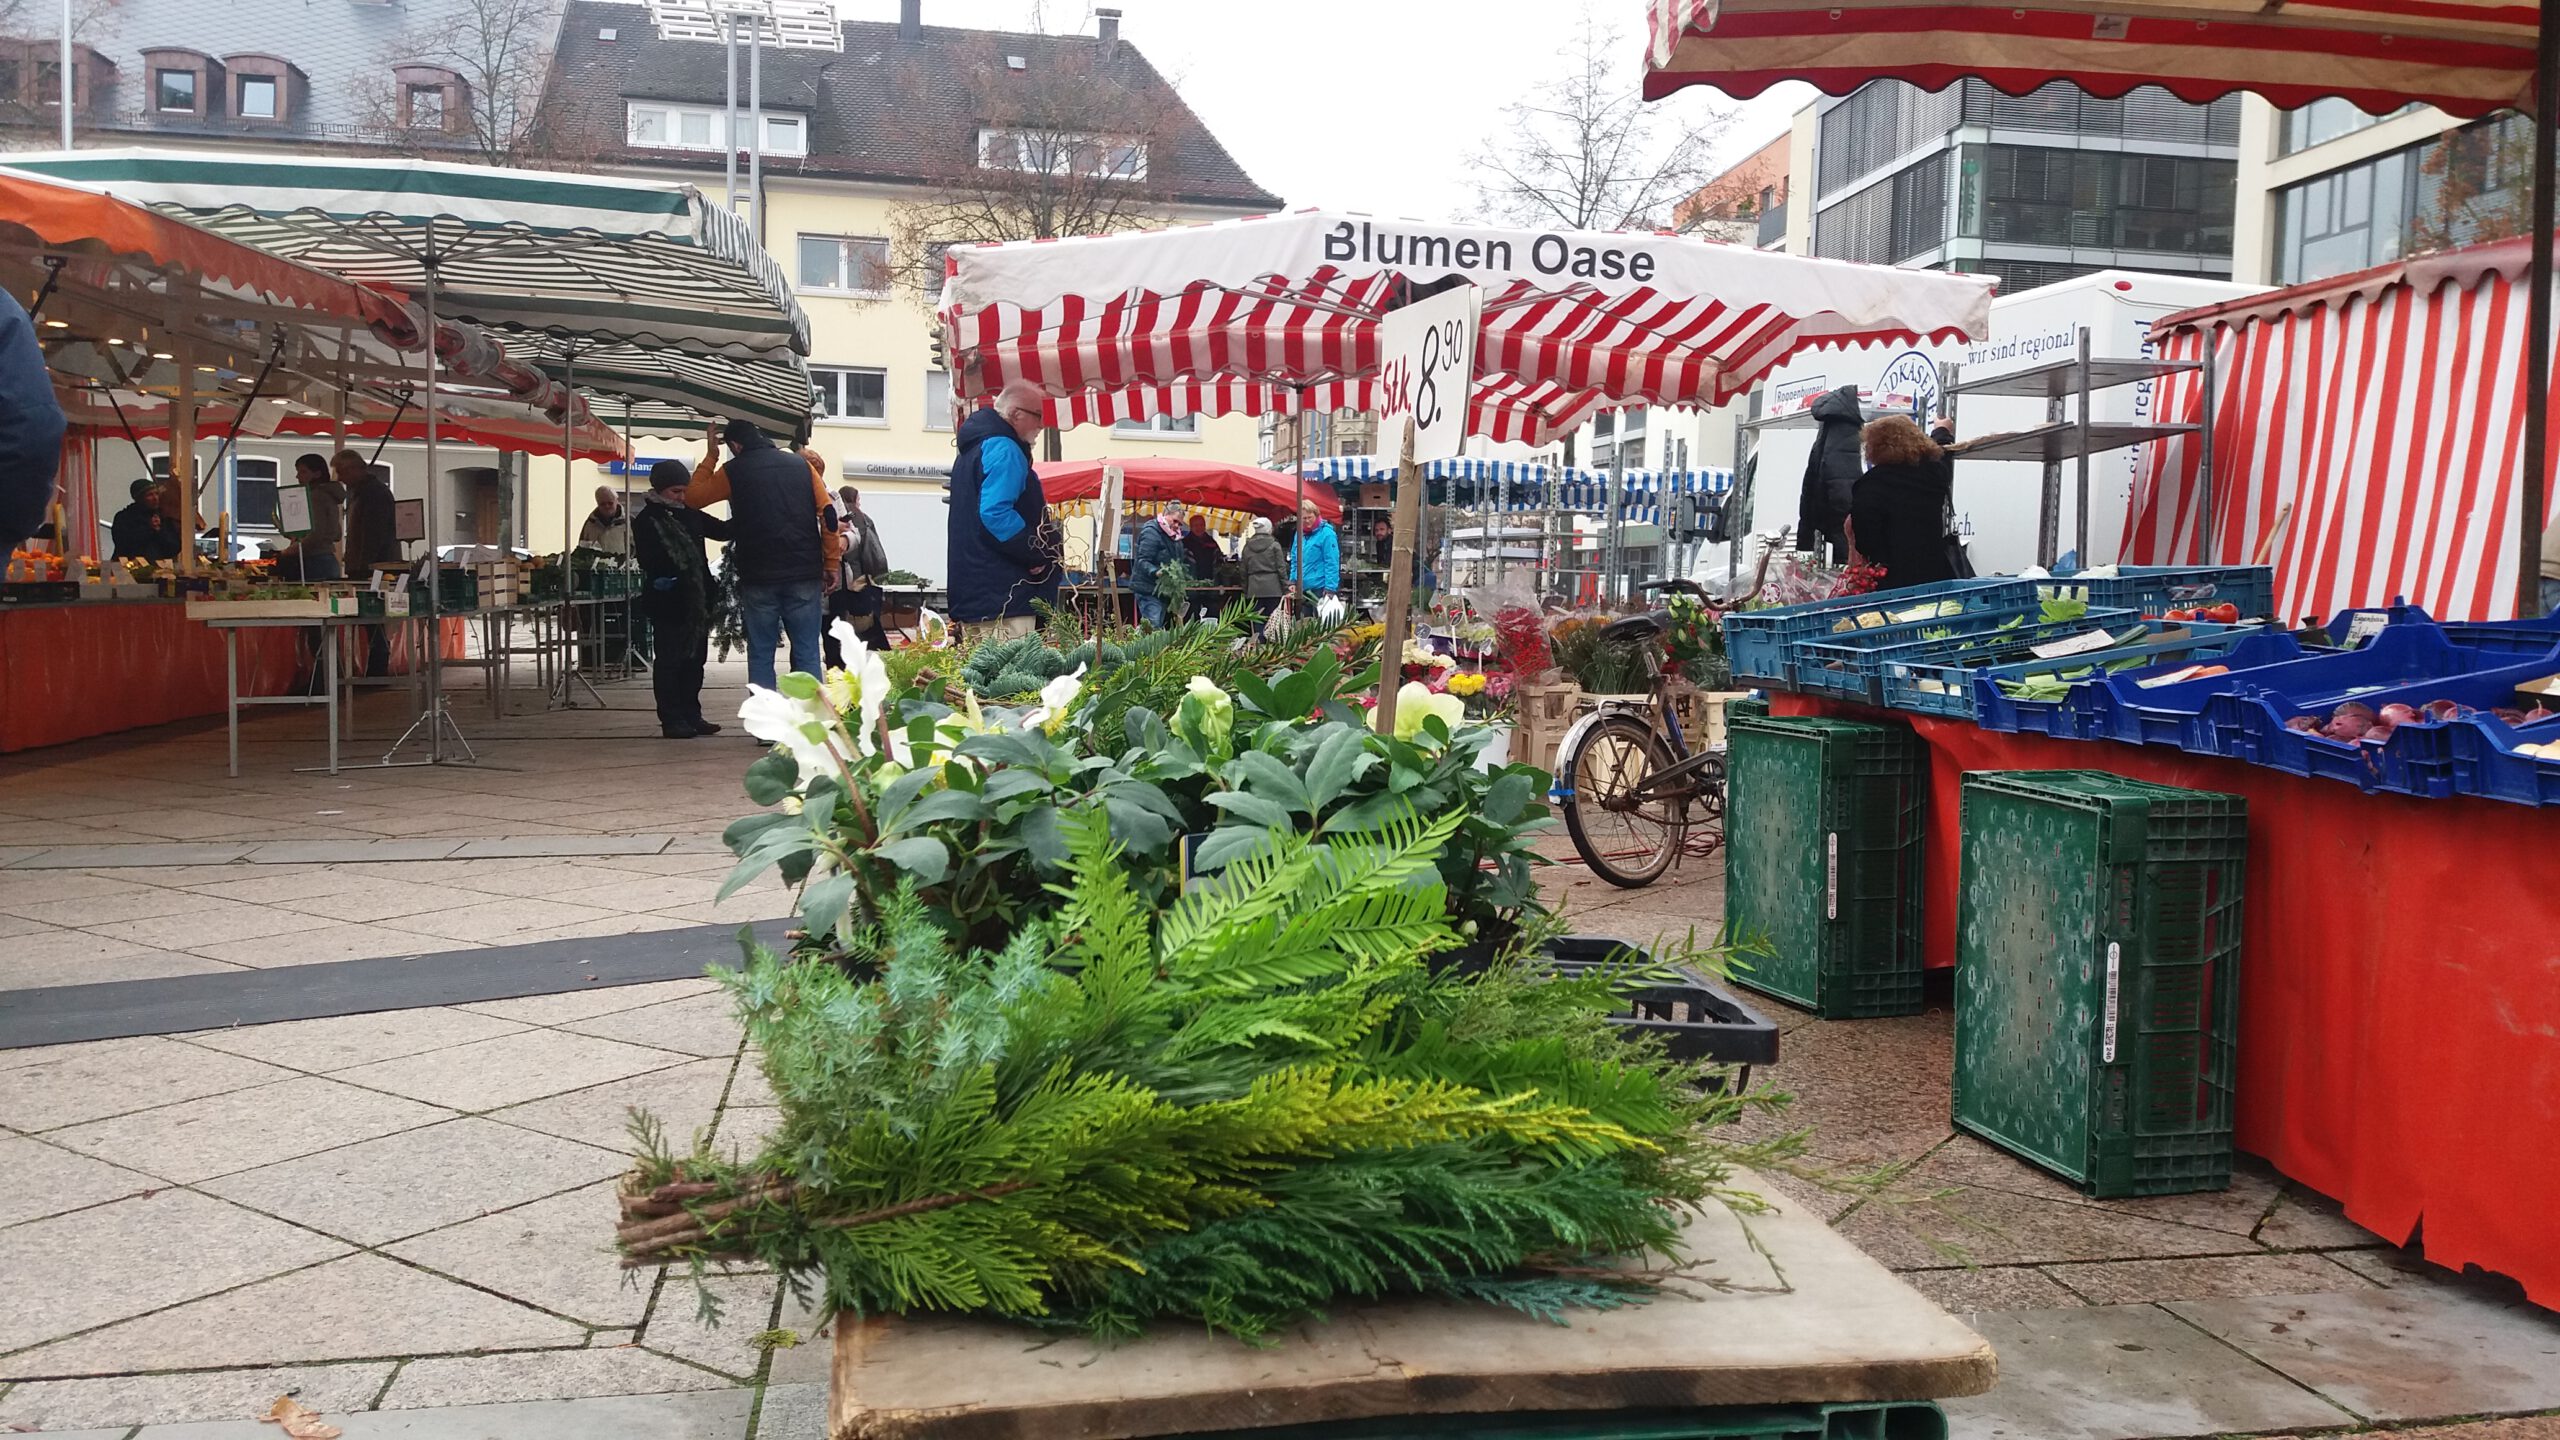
top-left (1741, 270), bottom-right (2263, 576)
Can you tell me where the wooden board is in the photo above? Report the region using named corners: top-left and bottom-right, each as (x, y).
top-left (827, 1171), bottom-right (1995, 1440)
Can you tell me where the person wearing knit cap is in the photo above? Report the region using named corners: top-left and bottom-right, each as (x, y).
top-left (633, 458), bottom-right (732, 738)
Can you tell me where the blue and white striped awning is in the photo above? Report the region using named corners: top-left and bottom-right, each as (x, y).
top-left (1301, 456), bottom-right (1731, 519)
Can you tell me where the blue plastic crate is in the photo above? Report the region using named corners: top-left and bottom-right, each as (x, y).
top-left (1790, 602), bottom-right (2134, 701)
top-left (2097, 623), bottom-right (2477, 757)
top-left (1722, 579), bottom-right (2023, 686)
top-left (2065, 631), bottom-right (2304, 745)
top-left (2438, 611), bottom-right (2560, 657)
top-left (1965, 622), bottom-right (2276, 736)
top-left (2039, 565), bottom-right (2277, 621)
top-left (1871, 612), bottom-right (2167, 719)
top-left (2450, 713), bottom-right (2560, 806)
top-left (2232, 642), bottom-right (2560, 793)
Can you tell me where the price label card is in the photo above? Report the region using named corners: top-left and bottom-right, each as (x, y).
top-left (1375, 285), bottom-right (1479, 463)
top-left (2028, 628), bottom-right (2122, 660)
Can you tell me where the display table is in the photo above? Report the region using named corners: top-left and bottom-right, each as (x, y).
top-left (827, 1176), bottom-right (1995, 1440)
top-left (0, 601), bottom-right (299, 753)
top-left (1773, 693), bottom-right (2560, 1309)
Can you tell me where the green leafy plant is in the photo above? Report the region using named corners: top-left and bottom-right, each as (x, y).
top-left (623, 811), bottom-right (1776, 1340)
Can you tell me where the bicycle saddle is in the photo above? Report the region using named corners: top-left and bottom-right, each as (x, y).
top-left (1602, 613), bottom-right (1666, 643)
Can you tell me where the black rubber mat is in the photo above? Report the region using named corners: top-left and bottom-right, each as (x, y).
top-left (0, 919), bottom-right (792, 1051)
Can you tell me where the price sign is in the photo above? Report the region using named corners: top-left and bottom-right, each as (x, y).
top-left (1375, 285), bottom-right (1479, 463)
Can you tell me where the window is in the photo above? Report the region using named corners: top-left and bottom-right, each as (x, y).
top-left (2280, 99), bottom-right (2421, 157)
top-left (1112, 413), bottom-right (1199, 437)
top-left (796, 235), bottom-right (891, 294)
top-left (2275, 147), bottom-right (2415, 284)
top-left (977, 127), bottom-right (1147, 180)
top-left (624, 102), bottom-right (802, 154)
top-left (814, 366), bottom-right (887, 424)
top-left (34, 59), bottom-right (58, 104)
top-left (924, 370), bottom-right (954, 431)
top-left (0, 59), bottom-right (18, 101)
top-left (232, 458), bottom-right (280, 530)
top-left (407, 83), bottom-right (446, 130)
top-left (155, 68), bottom-right (199, 113)
top-left (1951, 144), bottom-right (2235, 258)
top-left (236, 74), bottom-right (278, 119)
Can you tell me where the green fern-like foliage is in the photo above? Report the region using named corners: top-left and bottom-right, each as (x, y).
top-left (624, 809), bottom-right (1747, 1339)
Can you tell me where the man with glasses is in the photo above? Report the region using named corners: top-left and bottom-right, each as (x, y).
top-left (946, 379), bottom-right (1060, 639)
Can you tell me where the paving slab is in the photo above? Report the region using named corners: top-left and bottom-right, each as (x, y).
top-left (388, 1183), bottom-right (656, 1329)
top-left (179, 1008), bottom-right (530, 1075)
top-left (11, 1253), bottom-right (587, 1378)
top-left (201, 1118), bottom-right (623, 1246)
top-left (457, 977), bottom-right (725, 1027)
top-left (44, 1076), bottom-right (454, 1184)
top-left (447, 836), bottom-right (674, 859)
top-left (753, 1382), bottom-right (827, 1440)
top-left (330, 1029), bottom-right (693, 1112)
top-left (488, 1056), bottom-right (733, 1153)
top-left (12, 845), bottom-right (255, 870)
top-left (638, 1274), bottom-right (782, 1380)
top-left (393, 897), bottom-right (630, 946)
top-left (1900, 1265), bottom-right (2089, 1315)
top-left (0, 1189), bottom-right (349, 1358)
top-left (1839, 1178), bottom-right (2259, 1271)
top-left (0, 942), bottom-right (242, 992)
top-left (2168, 1285), bottom-right (2560, 1421)
top-left (2256, 1185), bottom-right (2394, 1250)
top-left (1940, 1304), bottom-right (2356, 1440)
top-left (242, 840), bottom-right (466, 865)
top-left (377, 1345), bottom-right (734, 1410)
top-left (6, 885), bottom-right (211, 928)
top-left (131, 1388), bottom-right (755, 1439)
top-left (0, 872), bottom-right (164, 907)
top-left (0, 1136), bottom-right (158, 1230)
top-left (0, 1361), bottom-right (392, 1431)
top-left (87, 904), bottom-right (334, 952)
top-left (0, 1038), bottom-right (298, 1131)
top-left (558, 994), bottom-right (743, 1059)
top-left (2043, 1253), bottom-right (2378, 1306)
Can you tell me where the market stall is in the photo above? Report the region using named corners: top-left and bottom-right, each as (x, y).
top-left (0, 167), bottom-right (620, 757)
top-left (9, 148), bottom-right (818, 745)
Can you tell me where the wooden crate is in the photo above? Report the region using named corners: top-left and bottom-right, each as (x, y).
top-left (1668, 684), bottom-right (1757, 750)
top-left (1514, 681), bottom-right (1587, 775)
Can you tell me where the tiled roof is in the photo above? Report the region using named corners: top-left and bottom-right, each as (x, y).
top-left (0, 0), bottom-right (529, 150)
top-left (543, 0), bottom-right (1282, 210)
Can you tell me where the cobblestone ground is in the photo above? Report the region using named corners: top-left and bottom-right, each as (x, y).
top-left (0, 688), bottom-right (2551, 1438)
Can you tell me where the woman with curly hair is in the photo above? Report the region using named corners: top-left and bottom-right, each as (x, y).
top-left (1848, 414), bottom-right (1961, 591)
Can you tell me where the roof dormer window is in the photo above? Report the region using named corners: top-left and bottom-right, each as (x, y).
top-left (140, 48), bottom-right (221, 118)
top-left (223, 55), bottom-right (305, 124)
top-left (155, 68), bottom-right (197, 112)
top-left (394, 64), bottom-right (465, 133)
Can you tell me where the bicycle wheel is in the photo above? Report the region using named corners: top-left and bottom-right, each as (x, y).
top-left (1562, 713), bottom-right (1686, 888)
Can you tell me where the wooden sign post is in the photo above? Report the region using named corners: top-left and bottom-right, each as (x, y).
top-left (1373, 418), bottom-right (1424, 738)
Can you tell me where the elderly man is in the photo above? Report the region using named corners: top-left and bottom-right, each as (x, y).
top-left (946, 379), bottom-right (1059, 638)
top-left (577, 485), bottom-right (630, 554)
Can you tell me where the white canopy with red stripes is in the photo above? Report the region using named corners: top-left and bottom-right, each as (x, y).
top-left (936, 209), bottom-right (1997, 447)
top-left (2125, 238), bottom-right (2549, 621)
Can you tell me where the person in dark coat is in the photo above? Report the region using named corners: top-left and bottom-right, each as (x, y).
top-left (718, 419), bottom-right (830, 688)
top-left (634, 459), bottom-right (734, 738)
top-left (945, 379), bottom-right (1058, 636)
top-left (1182, 512), bottom-right (1225, 589)
top-left (1129, 503), bottom-right (1186, 626)
top-left (1848, 416), bottom-right (1961, 592)
top-left (0, 288), bottom-right (63, 556)
top-left (1240, 516), bottom-right (1285, 620)
top-left (1795, 385), bottom-right (1864, 563)
top-left (824, 484), bottom-right (892, 666)
top-left (336, 450), bottom-right (400, 677)
top-left (111, 480), bottom-right (177, 563)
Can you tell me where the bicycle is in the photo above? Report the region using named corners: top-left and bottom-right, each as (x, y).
top-left (1556, 579), bottom-right (1731, 889)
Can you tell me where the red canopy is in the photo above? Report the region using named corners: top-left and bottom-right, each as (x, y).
top-left (1035, 457), bottom-right (1342, 521)
top-left (1640, 0), bottom-right (2539, 118)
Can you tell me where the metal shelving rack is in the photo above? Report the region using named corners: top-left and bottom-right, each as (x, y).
top-left (1939, 330), bottom-right (2215, 569)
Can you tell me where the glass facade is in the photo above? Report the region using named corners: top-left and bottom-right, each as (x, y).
top-left (2273, 114), bottom-right (2531, 284)
top-left (2278, 98), bottom-right (2421, 157)
top-left (1959, 145), bottom-right (2235, 254)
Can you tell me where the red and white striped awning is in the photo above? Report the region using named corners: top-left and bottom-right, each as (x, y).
top-left (2125, 238), bottom-right (2550, 622)
top-left (1642, 0), bottom-right (2540, 118)
top-left (937, 209), bottom-right (1997, 447)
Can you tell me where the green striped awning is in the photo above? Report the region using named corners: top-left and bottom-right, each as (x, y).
top-left (7, 149), bottom-right (812, 364)
top-left (505, 333), bottom-right (817, 440)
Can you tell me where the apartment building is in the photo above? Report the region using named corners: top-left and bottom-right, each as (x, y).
top-left (2232, 98), bottom-right (2532, 287)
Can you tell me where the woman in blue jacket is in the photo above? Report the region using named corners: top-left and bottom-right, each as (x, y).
top-left (1289, 499), bottom-right (1340, 608)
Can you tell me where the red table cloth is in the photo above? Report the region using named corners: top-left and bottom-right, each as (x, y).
top-left (0, 603), bottom-right (300, 753)
top-left (1772, 693), bottom-right (2560, 1308)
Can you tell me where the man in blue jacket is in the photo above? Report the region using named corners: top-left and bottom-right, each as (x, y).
top-left (946, 379), bottom-right (1059, 637)
top-left (0, 288), bottom-right (65, 554)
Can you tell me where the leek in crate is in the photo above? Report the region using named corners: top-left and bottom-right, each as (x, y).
top-left (1954, 772), bottom-right (2246, 1197)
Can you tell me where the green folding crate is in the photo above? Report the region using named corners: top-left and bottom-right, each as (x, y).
top-left (1722, 715), bottom-right (1929, 1018)
top-left (1954, 770), bottom-right (2248, 1197)
top-left (1159, 1401), bottom-right (1947, 1440)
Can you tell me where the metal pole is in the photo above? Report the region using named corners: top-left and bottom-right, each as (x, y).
top-left (58, 0), bottom-right (72, 149)
top-left (723, 16), bottom-right (739, 210)
top-left (748, 22), bottom-right (765, 246)
top-left (1376, 418), bottom-right (1422, 734)
top-left (174, 358), bottom-right (197, 576)
top-left (2521, 6), bottom-right (2557, 618)
top-left (2074, 325), bottom-right (2093, 567)
top-left (423, 267), bottom-right (444, 764)
top-left (2197, 333), bottom-right (2220, 564)
top-left (1290, 399), bottom-right (1306, 613)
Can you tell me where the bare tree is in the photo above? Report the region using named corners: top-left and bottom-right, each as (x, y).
top-left (357, 0), bottom-right (567, 167)
top-left (1469, 10), bottom-right (1732, 232)
top-left (0, 0), bottom-right (118, 41)
top-left (2408, 113), bottom-right (2532, 255)
top-left (886, 29), bottom-right (1187, 299)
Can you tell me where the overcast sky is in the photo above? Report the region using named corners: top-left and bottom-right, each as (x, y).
top-left (829, 0), bottom-right (1811, 221)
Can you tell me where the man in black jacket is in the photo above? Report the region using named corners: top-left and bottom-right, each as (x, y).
top-left (945, 379), bottom-right (1058, 637)
top-left (720, 419), bottom-right (830, 689)
top-left (0, 288), bottom-right (62, 556)
top-left (111, 480), bottom-right (177, 563)
top-left (634, 459), bottom-right (733, 738)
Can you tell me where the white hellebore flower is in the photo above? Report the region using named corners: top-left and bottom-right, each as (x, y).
top-left (825, 618), bottom-right (892, 753)
top-left (1024, 665), bottom-right (1087, 734)
top-left (1374, 681), bottom-right (1464, 742)
top-left (739, 684), bottom-right (841, 787)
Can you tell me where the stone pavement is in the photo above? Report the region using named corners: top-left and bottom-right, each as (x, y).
top-left (3, 691), bottom-right (2556, 1438)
